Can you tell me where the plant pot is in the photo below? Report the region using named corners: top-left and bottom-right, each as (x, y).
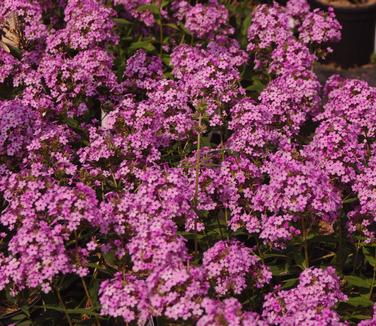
top-left (310, 0), bottom-right (376, 68)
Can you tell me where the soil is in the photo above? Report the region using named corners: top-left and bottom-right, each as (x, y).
top-left (314, 62), bottom-right (376, 86)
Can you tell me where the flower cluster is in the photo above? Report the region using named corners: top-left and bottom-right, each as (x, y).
top-left (198, 298), bottom-right (267, 326)
top-left (170, 39), bottom-right (247, 126)
top-left (99, 273), bottom-right (149, 325)
top-left (184, 0), bottom-right (234, 39)
top-left (263, 267), bottom-right (348, 325)
top-left (0, 100), bottom-right (36, 169)
top-left (247, 0), bottom-right (341, 69)
top-left (251, 150), bottom-right (341, 247)
top-left (99, 264), bottom-right (209, 323)
top-left (47, 0), bottom-right (117, 52)
top-left (307, 76), bottom-right (376, 185)
top-left (0, 172), bottom-right (101, 292)
top-left (348, 154), bottom-right (376, 242)
top-left (203, 240), bottom-right (271, 296)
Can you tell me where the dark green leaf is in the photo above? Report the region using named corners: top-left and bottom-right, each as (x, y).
top-left (347, 294), bottom-right (373, 307)
top-left (241, 15), bottom-right (252, 36)
top-left (344, 275), bottom-right (371, 288)
top-left (11, 314), bottom-right (27, 321)
top-left (114, 18), bottom-right (132, 25)
top-left (363, 247), bottom-right (376, 267)
top-left (129, 40), bottom-right (156, 53)
top-left (136, 4), bottom-right (160, 14)
top-left (17, 321), bottom-right (32, 326)
top-left (282, 278), bottom-right (298, 289)
top-left (351, 314), bottom-right (373, 321)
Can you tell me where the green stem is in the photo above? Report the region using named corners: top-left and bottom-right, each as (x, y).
top-left (353, 239), bottom-right (361, 273)
top-left (55, 287), bottom-right (73, 326)
top-left (159, 4), bottom-right (163, 55)
top-left (193, 113), bottom-right (202, 255)
top-left (216, 215), bottom-right (224, 239)
top-left (224, 209), bottom-right (230, 241)
top-left (219, 108), bottom-right (230, 241)
top-left (301, 217), bottom-right (309, 268)
top-left (81, 277), bottom-right (100, 326)
top-left (369, 249), bottom-right (376, 300)
top-left (336, 214), bottom-right (345, 274)
top-left (74, 231), bottom-right (100, 326)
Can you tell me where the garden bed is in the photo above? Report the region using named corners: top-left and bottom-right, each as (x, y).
top-left (0, 0), bottom-right (376, 325)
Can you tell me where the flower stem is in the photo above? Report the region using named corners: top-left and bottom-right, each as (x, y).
top-left (81, 277), bottom-right (100, 326)
top-left (159, 3), bottom-right (163, 55)
top-left (301, 217), bottom-right (309, 268)
top-left (353, 239), bottom-right (361, 273)
top-left (193, 113), bottom-right (202, 255)
top-left (369, 249), bottom-right (376, 300)
top-left (55, 287), bottom-right (73, 326)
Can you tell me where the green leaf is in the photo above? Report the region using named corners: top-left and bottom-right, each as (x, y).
top-left (347, 294), bottom-right (374, 307)
top-left (129, 40), bottom-right (156, 53)
top-left (17, 321), bottom-right (32, 326)
top-left (200, 136), bottom-right (211, 148)
top-left (36, 305), bottom-right (100, 316)
top-left (177, 23), bottom-right (192, 35)
top-left (103, 251), bottom-right (117, 268)
top-left (344, 275), bottom-right (371, 288)
top-left (351, 314), bottom-right (373, 321)
top-left (342, 197), bottom-right (358, 204)
top-left (231, 229), bottom-right (248, 236)
top-left (246, 79), bottom-right (265, 93)
top-left (161, 0), bottom-right (170, 9)
top-left (270, 265), bottom-right (287, 276)
top-left (363, 247), bottom-right (376, 267)
top-left (89, 279), bottom-right (100, 307)
top-left (165, 23), bottom-right (179, 31)
top-left (114, 18), bottom-right (132, 25)
top-left (292, 249), bottom-right (305, 269)
top-left (282, 278), bottom-right (298, 289)
top-left (162, 54), bottom-right (170, 66)
top-left (241, 15), bottom-right (252, 36)
top-left (136, 4), bottom-right (160, 14)
top-left (263, 253), bottom-right (288, 258)
top-left (11, 314), bottom-right (27, 321)
top-left (65, 117), bottom-right (79, 129)
top-left (20, 305), bottom-right (30, 318)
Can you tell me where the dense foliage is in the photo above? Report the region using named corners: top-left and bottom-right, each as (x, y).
top-left (0, 0), bottom-right (375, 325)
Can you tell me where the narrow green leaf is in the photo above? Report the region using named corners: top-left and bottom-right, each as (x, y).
top-left (351, 314), bottom-right (373, 321)
top-left (89, 279), bottom-right (100, 307)
top-left (65, 117), bottom-right (79, 129)
top-left (241, 15), bottom-right (252, 36)
top-left (177, 23), bottom-right (192, 35)
top-left (344, 275), bottom-right (371, 288)
top-left (363, 247), bottom-right (376, 267)
top-left (162, 54), bottom-right (170, 66)
top-left (36, 305), bottom-right (100, 316)
top-left (347, 294), bottom-right (373, 307)
top-left (11, 314), bottom-right (27, 321)
top-left (113, 18), bottom-right (132, 25)
top-left (246, 79), bottom-right (265, 93)
top-left (136, 4), bottom-right (160, 14)
top-left (17, 321), bottom-right (32, 326)
top-left (263, 253), bottom-right (288, 258)
top-left (129, 40), bottom-right (156, 53)
top-left (161, 0), bottom-right (170, 9)
top-left (165, 23), bottom-right (179, 31)
top-left (282, 278), bottom-right (298, 289)
top-left (342, 197), bottom-right (358, 204)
